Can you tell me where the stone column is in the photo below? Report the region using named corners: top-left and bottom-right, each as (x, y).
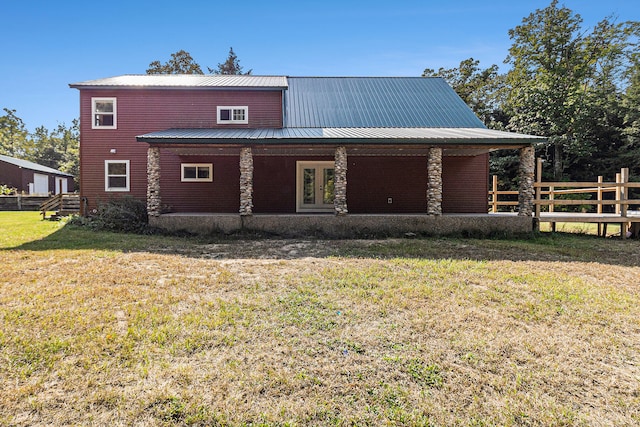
top-left (518, 145), bottom-right (535, 217)
top-left (427, 147), bottom-right (443, 215)
top-left (239, 147), bottom-right (253, 216)
top-left (334, 146), bottom-right (348, 216)
top-left (147, 146), bottom-right (161, 217)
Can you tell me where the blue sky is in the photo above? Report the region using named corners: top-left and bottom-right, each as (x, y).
top-left (1, 0), bottom-right (638, 132)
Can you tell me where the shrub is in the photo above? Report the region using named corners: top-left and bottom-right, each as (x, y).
top-left (0, 185), bottom-right (17, 195)
top-left (70, 197), bottom-right (157, 234)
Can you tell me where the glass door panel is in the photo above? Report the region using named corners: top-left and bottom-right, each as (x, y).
top-left (303, 168), bottom-right (316, 204)
top-left (297, 162), bottom-right (335, 212)
top-left (323, 168), bottom-right (335, 204)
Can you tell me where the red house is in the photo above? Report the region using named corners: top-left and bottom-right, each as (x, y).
top-left (0, 154), bottom-right (74, 195)
top-left (70, 75), bottom-right (543, 236)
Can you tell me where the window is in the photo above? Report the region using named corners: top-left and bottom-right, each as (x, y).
top-left (92, 97), bottom-right (117, 129)
top-left (217, 106), bottom-right (248, 124)
top-left (181, 163), bottom-right (213, 182)
top-left (105, 160), bottom-right (130, 191)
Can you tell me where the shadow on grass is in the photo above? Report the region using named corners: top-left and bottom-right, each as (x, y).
top-left (5, 222), bottom-right (640, 267)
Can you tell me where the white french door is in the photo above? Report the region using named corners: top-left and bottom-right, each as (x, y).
top-left (296, 161), bottom-right (335, 212)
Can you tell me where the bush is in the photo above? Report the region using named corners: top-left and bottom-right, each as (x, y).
top-left (0, 185), bottom-right (17, 195)
top-left (70, 197), bottom-right (157, 234)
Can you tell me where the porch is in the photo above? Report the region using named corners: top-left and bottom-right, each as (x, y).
top-left (149, 213), bottom-right (534, 237)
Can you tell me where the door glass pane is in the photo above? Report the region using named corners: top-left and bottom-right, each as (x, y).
top-left (303, 168), bottom-right (315, 204)
top-left (323, 168), bottom-right (335, 204)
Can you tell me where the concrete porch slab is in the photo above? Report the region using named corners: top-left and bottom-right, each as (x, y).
top-left (150, 213), bottom-right (534, 237)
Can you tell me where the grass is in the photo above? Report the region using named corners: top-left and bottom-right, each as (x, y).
top-left (1, 212), bottom-right (639, 425)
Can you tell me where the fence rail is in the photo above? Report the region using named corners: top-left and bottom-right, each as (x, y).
top-left (489, 161), bottom-right (640, 237)
top-left (489, 166), bottom-right (640, 214)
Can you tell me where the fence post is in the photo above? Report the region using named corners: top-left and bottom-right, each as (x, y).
top-left (621, 168), bottom-right (629, 217)
top-left (615, 172), bottom-right (621, 215)
top-left (597, 176), bottom-right (603, 236)
top-left (491, 175), bottom-right (498, 213)
top-left (535, 158), bottom-right (542, 218)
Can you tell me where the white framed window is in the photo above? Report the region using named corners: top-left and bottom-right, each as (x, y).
top-left (217, 106), bottom-right (248, 124)
top-left (181, 163), bottom-right (213, 182)
top-left (105, 160), bottom-right (130, 191)
top-left (92, 97), bottom-right (117, 129)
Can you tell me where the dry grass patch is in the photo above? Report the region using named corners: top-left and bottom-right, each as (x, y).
top-left (1, 213), bottom-right (639, 425)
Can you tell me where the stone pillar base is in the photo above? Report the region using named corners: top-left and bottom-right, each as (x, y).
top-left (239, 147), bottom-right (253, 216)
top-left (147, 146), bottom-right (161, 217)
top-left (427, 147), bottom-right (443, 215)
top-left (334, 146), bottom-right (348, 215)
top-left (518, 146), bottom-right (535, 217)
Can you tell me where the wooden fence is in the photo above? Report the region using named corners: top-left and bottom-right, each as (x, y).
top-left (489, 160), bottom-right (640, 237)
top-left (489, 169), bottom-right (640, 215)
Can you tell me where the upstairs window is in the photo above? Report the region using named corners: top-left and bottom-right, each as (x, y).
top-left (181, 164), bottom-right (213, 182)
top-left (217, 106), bottom-right (248, 124)
top-left (92, 97), bottom-right (117, 129)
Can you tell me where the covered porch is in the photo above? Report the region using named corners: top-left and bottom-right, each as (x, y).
top-left (139, 128), bottom-right (540, 236)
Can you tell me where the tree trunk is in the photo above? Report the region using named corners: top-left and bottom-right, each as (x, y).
top-left (554, 141), bottom-right (563, 181)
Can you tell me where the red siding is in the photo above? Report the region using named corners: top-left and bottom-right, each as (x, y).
top-left (0, 161), bottom-right (23, 191)
top-left (78, 88), bottom-right (282, 212)
top-left (442, 154), bottom-right (489, 213)
top-left (160, 155), bottom-right (239, 213)
top-left (77, 87), bottom-right (489, 215)
top-left (348, 156), bottom-right (428, 213)
top-left (253, 156), bottom-right (334, 213)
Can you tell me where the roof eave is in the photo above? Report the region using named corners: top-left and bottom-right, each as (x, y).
top-left (136, 136), bottom-right (541, 147)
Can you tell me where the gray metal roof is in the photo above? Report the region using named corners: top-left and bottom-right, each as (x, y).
top-left (0, 154), bottom-right (74, 176)
top-left (137, 127), bottom-right (544, 145)
top-left (69, 74), bottom-right (288, 89)
top-left (284, 77), bottom-right (485, 128)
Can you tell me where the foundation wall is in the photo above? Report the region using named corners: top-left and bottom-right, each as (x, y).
top-left (150, 214), bottom-right (533, 237)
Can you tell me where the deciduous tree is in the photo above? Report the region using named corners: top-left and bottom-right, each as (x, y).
top-left (423, 58), bottom-right (506, 128)
top-left (147, 50), bottom-right (204, 74)
top-left (505, 0), bottom-right (639, 181)
top-left (0, 108), bottom-right (28, 157)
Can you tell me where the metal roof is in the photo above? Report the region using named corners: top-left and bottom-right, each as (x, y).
top-left (69, 74), bottom-right (288, 89)
top-left (137, 127), bottom-right (544, 145)
top-left (284, 77), bottom-right (485, 128)
top-left (0, 154), bottom-right (74, 176)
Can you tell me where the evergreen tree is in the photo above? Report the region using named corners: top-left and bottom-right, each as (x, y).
top-left (209, 47), bottom-right (252, 75)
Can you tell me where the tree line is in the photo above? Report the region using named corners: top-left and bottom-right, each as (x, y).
top-left (2, 2), bottom-right (639, 192)
top-left (424, 1), bottom-right (640, 188)
top-left (0, 109), bottom-right (79, 189)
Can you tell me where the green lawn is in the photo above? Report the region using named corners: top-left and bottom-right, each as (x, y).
top-left (1, 212), bottom-right (639, 426)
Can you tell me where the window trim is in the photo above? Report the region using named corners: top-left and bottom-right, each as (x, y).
top-left (104, 160), bottom-right (130, 192)
top-left (92, 97), bottom-right (117, 129)
top-left (181, 163), bottom-right (213, 182)
top-left (217, 106), bottom-right (248, 124)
